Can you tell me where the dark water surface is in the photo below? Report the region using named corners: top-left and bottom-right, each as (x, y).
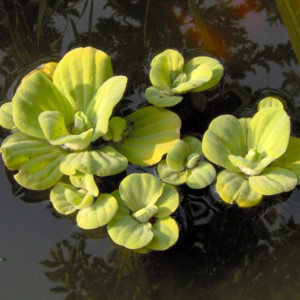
top-left (1, 0), bottom-right (300, 299)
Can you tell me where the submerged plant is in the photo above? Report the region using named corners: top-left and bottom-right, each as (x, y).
top-left (202, 97), bottom-right (300, 207)
top-left (157, 136), bottom-right (216, 189)
top-left (107, 173), bottom-right (179, 251)
top-left (0, 47), bottom-right (128, 190)
top-left (145, 49), bottom-right (223, 107)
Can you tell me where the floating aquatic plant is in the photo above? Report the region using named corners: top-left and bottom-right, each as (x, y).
top-left (202, 97), bottom-right (300, 207)
top-left (157, 136), bottom-right (216, 189)
top-left (145, 49), bottom-right (223, 107)
top-left (0, 47), bottom-right (128, 190)
top-left (50, 174), bottom-right (118, 230)
top-left (107, 173), bottom-right (179, 251)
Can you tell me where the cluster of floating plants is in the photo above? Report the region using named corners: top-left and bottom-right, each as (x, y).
top-left (0, 47), bottom-right (299, 252)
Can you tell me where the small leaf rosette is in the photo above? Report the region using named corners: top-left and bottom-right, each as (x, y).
top-left (107, 173), bottom-right (179, 252)
top-left (50, 173), bottom-right (118, 230)
top-left (145, 49), bottom-right (223, 107)
top-left (0, 47), bottom-right (128, 190)
top-left (202, 97), bottom-right (300, 207)
top-left (157, 136), bottom-right (216, 189)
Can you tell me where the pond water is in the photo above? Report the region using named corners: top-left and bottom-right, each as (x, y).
top-left (1, 0), bottom-right (300, 299)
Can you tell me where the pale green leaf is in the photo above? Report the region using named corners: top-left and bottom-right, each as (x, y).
top-left (38, 111), bottom-right (93, 150)
top-left (107, 214), bottom-right (153, 250)
top-left (155, 183), bottom-right (179, 218)
top-left (77, 193), bottom-right (118, 229)
top-left (119, 173), bottom-right (163, 212)
top-left (271, 136), bottom-right (300, 183)
top-left (238, 117), bottom-right (251, 142)
top-left (12, 72), bottom-right (74, 139)
top-left (0, 102), bottom-right (15, 129)
top-left (215, 170), bottom-right (262, 207)
top-left (105, 116), bottom-right (127, 142)
top-left (145, 87), bottom-right (182, 107)
top-left (183, 56), bottom-right (223, 92)
top-left (150, 49), bottom-right (184, 89)
top-left (186, 161), bottom-right (216, 189)
top-left (60, 146), bottom-right (127, 177)
top-left (146, 217), bottom-right (179, 251)
top-left (132, 205), bottom-right (158, 223)
top-left (1, 131), bottom-right (66, 190)
top-left (53, 47), bottom-right (113, 111)
top-left (182, 136), bottom-right (202, 156)
top-left (50, 183), bottom-right (77, 215)
top-left (249, 167), bottom-right (297, 195)
top-left (202, 115), bottom-right (246, 171)
top-left (248, 108), bottom-right (290, 158)
top-left (229, 155), bottom-right (275, 176)
top-left (65, 189), bottom-right (94, 209)
top-left (166, 139), bottom-right (189, 172)
top-left (157, 160), bottom-right (188, 185)
top-left (70, 172), bottom-right (99, 197)
top-left (172, 64), bottom-right (212, 94)
top-left (118, 106), bottom-right (181, 166)
top-left (85, 76), bottom-right (127, 141)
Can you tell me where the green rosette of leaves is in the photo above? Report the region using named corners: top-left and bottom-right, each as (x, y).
top-left (107, 173), bottom-right (179, 252)
top-left (157, 136), bottom-right (216, 189)
top-left (50, 172), bottom-right (118, 230)
top-left (202, 97), bottom-right (300, 207)
top-left (145, 49), bottom-right (223, 107)
top-left (0, 47), bottom-right (128, 190)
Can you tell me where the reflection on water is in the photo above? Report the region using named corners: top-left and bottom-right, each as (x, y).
top-left (1, 0), bottom-right (300, 299)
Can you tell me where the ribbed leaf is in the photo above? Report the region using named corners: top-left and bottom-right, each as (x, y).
top-left (271, 136), bottom-right (300, 183)
top-left (150, 49), bottom-right (184, 89)
top-left (157, 160), bottom-right (188, 185)
top-left (249, 167), bottom-right (297, 195)
top-left (215, 170), bottom-right (262, 207)
top-left (107, 213), bottom-right (153, 250)
top-left (155, 183), bottom-right (179, 218)
top-left (145, 86), bottom-right (182, 107)
top-left (202, 115), bottom-right (246, 171)
top-left (50, 183), bottom-right (77, 215)
top-left (146, 217), bottom-right (179, 251)
top-left (0, 102), bottom-right (14, 129)
top-left (119, 106), bottom-right (181, 166)
top-left (119, 173), bottom-right (163, 212)
top-left (183, 56), bottom-right (223, 92)
top-left (1, 131), bottom-right (66, 190)
top-left (186, 161), bottom-right (216, 189)
top-left (248, 108), bottom-right (290, 159)
top-left (60, 146), bottom-right (127, 177)
top-left (172, 64), bottom-right (212, 94)
top-left (38, 111), bottom-right (93, 150)
top-left (53, 47), bottom-right (113, 111)
top-left (77, 193), bottom-right (118, 229)
top-left (12, 72), bottom-right (74, 139)
top-left (85, 76), bottom-right (127, 140)
top-left (166, 139), bottom-right (189, 172)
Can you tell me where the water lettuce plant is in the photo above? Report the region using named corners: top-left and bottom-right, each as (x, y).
top-left (50, 173), bottom-right (118, 230)
top-left (107, 173), bottom-right (179, 251)
top-left (145, 49), bottom-right (223, 107)
top-left (0, 47), bottom-right (128, 190)
top-left (202, 97), bottom-right (300, 207)
top-left (157, 136), bottom-right (216, 189)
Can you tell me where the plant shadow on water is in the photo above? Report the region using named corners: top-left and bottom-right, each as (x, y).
top-left (1, 0), bottom-right (300, 299)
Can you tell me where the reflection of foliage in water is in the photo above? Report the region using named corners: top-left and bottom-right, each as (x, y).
top-left (40, 233), bottom-right (152, 300)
